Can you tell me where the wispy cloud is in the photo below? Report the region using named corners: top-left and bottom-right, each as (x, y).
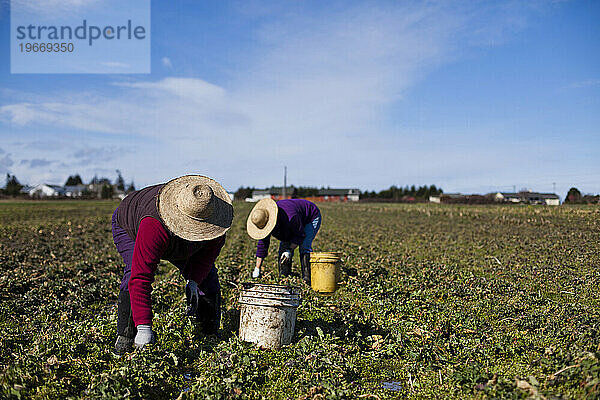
top-left (24, 139), bottom-right (66, 150)
top-left (72, 146), bottom-right (126, 164)
top-left (0, 101), bottom-right (134, 134)
top-left (101, 62), bottom-right (130, 69)
top-left (562, 79), bottom-right (600, 89)
top-left (20, 158), bottom-right (54, 168)
top-left (161, 57), bottom-right (172, 68)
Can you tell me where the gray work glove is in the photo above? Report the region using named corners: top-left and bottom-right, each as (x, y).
top-left (134, 324), bottom-right (156, 348)
top-left (280, 250), bottom-right (292, 264)
top-left (186, 280), bottom-right (205, 316)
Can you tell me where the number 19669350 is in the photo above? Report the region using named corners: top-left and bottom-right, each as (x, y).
top-left (20, 42), bottom-right (74, 52)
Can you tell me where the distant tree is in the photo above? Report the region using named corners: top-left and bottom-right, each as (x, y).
top-left (81, 187), bottom-right (93, 198)
top-left (295, 186), bottom-right (319, 198)
top-left (364, 190), bottom-right (376, 199)
top-left (5, 174), bottom-right (23, 196)
top-left (126, 181), bottom-right (136, 193)
top-left (288, 186), bottom-right (298, 198)
top-left (429, 184), bottom-right (442, 195)
top-left (90, 175), bottom-right (110, 185)
top-left (565, 187), bottom-right (582, 203)
top-left (115, 170), bottom-right (125, 191)
top-left (271, 185), bottom-right (297, 198)
top-left (101, 184), bottom-right (114, 199)
top-left (361, 184), bottom-right (443, 202)
top-left (65, 174), bottom-right (83, 186)
top-left (234, 186), bottom-right (255, 201)
top-left (378, 186), bottom-right (392, 199)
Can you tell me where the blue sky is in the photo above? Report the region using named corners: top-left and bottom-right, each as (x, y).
top-left (0, 0), bottom-right (598, 197)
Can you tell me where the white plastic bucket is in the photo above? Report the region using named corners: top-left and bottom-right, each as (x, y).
top-left (238, 283), bottom-right (301, 349)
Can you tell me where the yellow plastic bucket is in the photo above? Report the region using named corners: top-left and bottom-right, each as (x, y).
top-left (310, 252), bottom-right (342, 293)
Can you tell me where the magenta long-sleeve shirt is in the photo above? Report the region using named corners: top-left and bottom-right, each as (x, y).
top-left (128, 217), bottom-right (225, 326)
top-left (256, 199), bottom-right (320, 258)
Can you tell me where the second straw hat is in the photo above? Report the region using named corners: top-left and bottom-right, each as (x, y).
top-left (246, 198), bottom-right (278, 240)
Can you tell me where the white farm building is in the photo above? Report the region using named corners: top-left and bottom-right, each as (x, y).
top-left (28, 184), bottom-right (65, 198)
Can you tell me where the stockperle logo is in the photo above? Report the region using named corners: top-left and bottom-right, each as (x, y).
top-left (10, 0), bottom-right (150, 74)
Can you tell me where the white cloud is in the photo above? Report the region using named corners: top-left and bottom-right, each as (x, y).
top-left (161, 57), bottom-right (172, 68)
top-left (101, 62), bottom-right (130, 69)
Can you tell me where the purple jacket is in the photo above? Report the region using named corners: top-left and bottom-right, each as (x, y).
top-left (256, 199), bottom-right (320, 258)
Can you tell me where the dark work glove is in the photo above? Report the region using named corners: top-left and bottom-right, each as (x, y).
top-left (114, 289), bottom-right (136, 356)
top-left (186, 280), bottom-right (205, 316)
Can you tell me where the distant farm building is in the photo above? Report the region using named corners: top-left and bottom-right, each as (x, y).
top-left (493, 191), bottom-right (560, 206)
top-left (22, 183), bottom-right (126, 199)
top-left (247, 187), bottom-right (360, 202)
top-left (248, 187), bottom-right (294, 202)
top-left (493, 193), bottom-right (522, 203)
top-left (581, 194), bottom-right (600, 204)
top-left (20, 186), bottom-right (33, 195)
top-left (87, 183), bottom-right (125, 199)
top-left (314, 188), bottom-right (360, 202)
top-left (64, 185), bottom-right (87, 197)
top-left (429, 193), bottom-right (464, 203)
top-left (28, 184), bottom-right (65, 198)
top-left (86, 183), bottom-right (105, 197)
top-left (429, 191), bottom-right (559, 205)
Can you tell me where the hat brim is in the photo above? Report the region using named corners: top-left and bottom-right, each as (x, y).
top-left (246, 198), bottom-right (278, 240)
top-left (158, 175), bottom-right (233, 241)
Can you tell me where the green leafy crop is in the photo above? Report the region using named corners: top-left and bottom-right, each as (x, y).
top-left (0, 201), bottom-right (598, 399)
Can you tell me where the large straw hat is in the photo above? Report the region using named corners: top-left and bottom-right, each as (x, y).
top-left (246, 198), bottom-right (278, 240)
top-left (158, 175), bottom-right (233, 241)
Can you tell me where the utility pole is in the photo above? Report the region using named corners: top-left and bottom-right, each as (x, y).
top-left (513, 185), bottom-right (516, 194)
top-left (283, 166), bottom-right (287, 199)
top-left (553, 182), bottom-right (556, 194)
